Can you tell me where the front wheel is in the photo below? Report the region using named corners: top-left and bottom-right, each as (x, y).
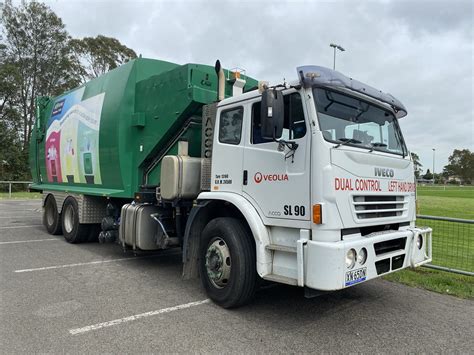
top-left (199, 217), bottom-right (257, 308)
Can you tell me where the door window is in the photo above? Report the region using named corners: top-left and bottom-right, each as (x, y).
top-left (251, 93), bottom-right (306, 144)
top-left (218, 107), bottom-right (244, 145)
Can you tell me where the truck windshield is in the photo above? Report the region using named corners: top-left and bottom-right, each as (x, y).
top-left (313, 88), bottom-right (407, 156)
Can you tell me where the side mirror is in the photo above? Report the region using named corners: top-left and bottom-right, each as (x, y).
top-left (261, 89), bottom-right (284, 139)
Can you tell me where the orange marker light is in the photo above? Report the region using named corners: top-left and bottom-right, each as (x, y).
top-left (313, 204), bottom-right (322, 224)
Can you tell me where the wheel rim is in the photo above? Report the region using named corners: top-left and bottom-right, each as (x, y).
top-left (64, 204), bottom-right (74, 234)
top-left (205, 237), bottom-right (231, 289)
top-left (46, 203), bottom-right (55, 226)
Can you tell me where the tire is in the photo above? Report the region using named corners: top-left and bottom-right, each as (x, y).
top-left (61, 197), bottom-right (90, 243)
top-left (199, 217), bottom-right (257, 308)
top-left (43, 195), bottom-right (62, 235)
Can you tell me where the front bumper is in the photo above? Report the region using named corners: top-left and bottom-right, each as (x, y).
top-left (304, 227), bottom-right (432, 291)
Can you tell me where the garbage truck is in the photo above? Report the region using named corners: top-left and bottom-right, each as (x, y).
top-left (29, 57), bottom-right (432, 308)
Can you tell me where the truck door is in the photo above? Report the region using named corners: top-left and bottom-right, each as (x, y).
top-left (242, 91), bottom-right (311, 223)
top-left (210, 105), bottom-right (246, 194)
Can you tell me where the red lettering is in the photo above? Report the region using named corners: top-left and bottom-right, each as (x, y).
top-left (335, 178), bottom-right (355, 191)
top-left (256, 173), bottom-right (289, 183)
top-left (346, 179), bottom-right (353, 190)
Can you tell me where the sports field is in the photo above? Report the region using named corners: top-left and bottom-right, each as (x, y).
top-left (417, 185), bottom-right (474, 220)
top-left (385, 185), bottom-right (473, 298)
top-left (416, 185), bottom-right (473, 273)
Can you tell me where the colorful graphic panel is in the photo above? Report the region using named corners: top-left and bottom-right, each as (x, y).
top-left (45, 88), bottom-right (105, 185)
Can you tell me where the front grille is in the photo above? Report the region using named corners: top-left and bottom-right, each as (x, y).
top-left (392, 255), bottom-right (405, 270)
top-left (374, 237), bottom-right (407, 255)
top-left (353, 195), bottom-right (407, 219)
top-left (375, 255), bottom-right (406, 275)
top-left (375, 259), bottom-right (390, 275)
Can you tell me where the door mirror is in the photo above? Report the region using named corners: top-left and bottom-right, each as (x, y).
top-left (261, 89), bottom-right (284, 139)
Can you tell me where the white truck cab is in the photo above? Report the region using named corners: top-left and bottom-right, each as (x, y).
top-left (184, 65), bottom-right (432, 307)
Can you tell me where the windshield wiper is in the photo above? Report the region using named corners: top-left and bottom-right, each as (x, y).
top-left (334, 138), bottom-right (362, 149)
top-left (369, 142), bottom-right (387, 152)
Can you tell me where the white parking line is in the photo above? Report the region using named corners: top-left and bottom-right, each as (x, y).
top-left (0, 225), bottom-right (43, 229)
top-left (0, 238), bottom-right (58, 245)
top-left (69, 299), bottom-right (210, 335)
top-left (14, 256), bottom-right (155, 273)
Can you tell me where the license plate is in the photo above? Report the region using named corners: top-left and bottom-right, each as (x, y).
top-left (345, 267), bottom-right (367, 286)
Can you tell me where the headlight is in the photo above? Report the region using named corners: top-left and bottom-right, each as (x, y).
top-left (345, 249), bottom-right (356, 269)
top-left (358, 247), bottom-right (367, 265)
top-left (416, 235), bottom-right (423, 249)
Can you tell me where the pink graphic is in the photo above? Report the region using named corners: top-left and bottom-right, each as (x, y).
top-left (45, 131), bottom-right (62, 182)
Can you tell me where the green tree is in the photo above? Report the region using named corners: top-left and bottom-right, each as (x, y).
top-left (0, 35), bottom-right (24, 179)
top-left (1, 1), bottom-right (137, 180)
top-left (433, 173), bottom-right (444, 184)
top-left (410, 152), bottom-right (423, 179)
top-left (1, 0), bottom-right (81, 152)
top-left (0, 119), bottom-right (27, 181)
top-left (443, 149), bottom-right (474, 184)
top-left (0, 45), bottom-right (20, 125)
top-left (423, 169), bottom-right (433, 180)
top-left (70, 35), bottom-right (137, 82)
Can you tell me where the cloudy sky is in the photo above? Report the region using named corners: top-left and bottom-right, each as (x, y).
top-left (43, 0), bottom-right (473, 173)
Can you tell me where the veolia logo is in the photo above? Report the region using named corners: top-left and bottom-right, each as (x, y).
top-left (254, 172), bottom-right (263, 183)
top-left (374, 167), bottom-right (395, 178)
top-left (254, 172), bottom-right (288, 184)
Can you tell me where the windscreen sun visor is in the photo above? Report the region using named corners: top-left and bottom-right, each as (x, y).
top-left (297, 66), bottom-right (407, 118)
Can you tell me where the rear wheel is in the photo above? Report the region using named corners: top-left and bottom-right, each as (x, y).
top-left (43, 195), bottom-right (62, 235)
top-left (199, 217), bottom-right (257, 308)
top-left (61, 197), bottom-right (90, 243)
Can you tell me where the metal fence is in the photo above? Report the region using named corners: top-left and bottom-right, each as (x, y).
top-left (417, 215), bottom-right (473, 276)
top-left (0, 181), bottom-right (33, 198)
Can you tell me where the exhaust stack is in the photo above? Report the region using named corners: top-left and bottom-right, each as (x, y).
top-left (215, 60), bottom-right (225, 101)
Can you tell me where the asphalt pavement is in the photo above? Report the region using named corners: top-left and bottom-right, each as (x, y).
top-left (0, 199), bottom-right (472, 353)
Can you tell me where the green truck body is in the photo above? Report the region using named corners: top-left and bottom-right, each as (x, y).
top-left (29, 58), bottom-right (257, 198)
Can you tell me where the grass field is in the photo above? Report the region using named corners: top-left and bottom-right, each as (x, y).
top-left (0, 191), bottom-right (42, 199)
top-left (417, 185), bottom-right (474, 219)
top-left (416, 185), bottom-right (474, 272)
top-left (385, 185), bottom-right (473, 299)
top-left (384, 267), bottom-right (473, 299)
